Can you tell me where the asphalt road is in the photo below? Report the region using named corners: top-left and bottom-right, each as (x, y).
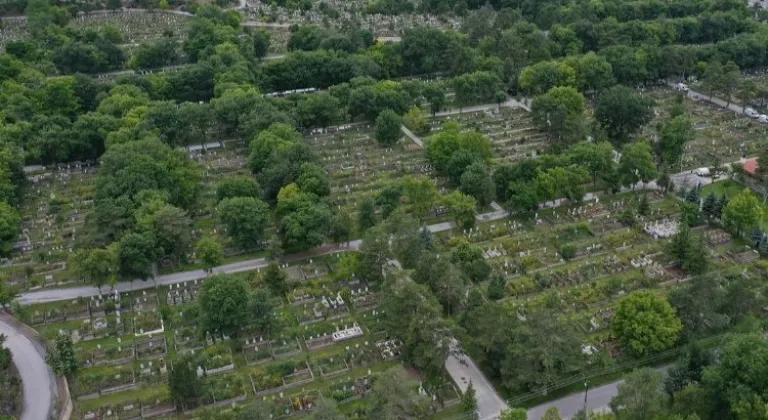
top-left (526, 366), bottom-right (670, 419)
top-left (0, 317), bottom-right (54, 420)
top-left (445, 341), bottom-right (509, 420)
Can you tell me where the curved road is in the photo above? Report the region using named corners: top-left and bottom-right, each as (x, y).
top-left (0, 316), bottom-right (54, 420)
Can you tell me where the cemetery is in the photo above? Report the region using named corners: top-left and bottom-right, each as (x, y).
top-left (643, 87), bottom-right (768, 171)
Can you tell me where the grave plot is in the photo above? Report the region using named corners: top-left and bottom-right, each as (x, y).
top-left (428, 108), bottom-right (546, 164)
top-left (314, 353), bottom-right (350, 378)
top-left (198, 374), bottom-right (249, 407)
top-left (3, 164), bottom-right (97, 289)
top-left (71, 11), bottom-right (192, 44)
top-left (164, 279), bottom-right (202, 305)
top-left (249, 359), bottom-right (315, 396)
top-left (173, 327), bottom-right (206, 355)
top-left (356, 308), bottom-right (386, 335)
top-left (300, 317), bottom-right (362, 351)
top-left (135, 335), bottom-right (168, 360)
top-left (644, 88), bottom-right (768, 170)
top-left (327, 375), bottom-right (372, 404)
top-left (74, 363), bottom-right (137, 399)
top-left (197, 344), bottom-right (236, 376)
top-left (306, 124), bottom-right (432, 216)
top-left (244, 0), bottom-right (460, 36)
top-left (77, 337), bottom-right (135, 368)
top-left (242, 335), bottom-right (303, 364)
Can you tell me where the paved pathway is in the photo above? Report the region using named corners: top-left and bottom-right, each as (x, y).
top-left (434, 97), bottom-right (530, 117)
top-left (446, 340), bottom-right (509, 420)
top-left (666, 82), bottom-right (745, 114)
top-left (0, 315), bottom-right (55, 420)
top-left (400, 125), bottom-right (424, 147)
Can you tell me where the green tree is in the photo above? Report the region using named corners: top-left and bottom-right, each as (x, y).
top-left (500, 409), bottom-right (528, 420)
top-left (358, 197), bottom-right (379, 232)
top-left (367, 367), bottom-right (431, 419)
top-left (543, 407), bottom-right (563, 420)
top-left (609, 368), bottom-right (668, 420)
top-left (309, 397), bottom-right (346, 420)
top-left (252, 29), bottom-right (271, 59)
top-left (116, 232), bottom-right (158, 281)
top-left (197, 274), bottom-right (249, 336)
top-left (595, 85), bottom-right (655, 144)
top-left (47, 334), bottom-right (78, 378)
top-left (518, 61), bottom-right (577, 95)
top-left (0, 280), bottom-right (18, 311)
top-left (249, 287), bottom-right (278, 335)
top-left (218, 196), bottom-right (270, 250)
top-left (169, 356), bottom-right (201, 410)
top-left (402, 176), bottom-right (438, 221)
top-left (403, 106), bottom-right (429, 135)
top-left (442, 190), bottom-right (478, 230)
top-left (659, 115), bottom-right (695, 167)
top-left (196, 237), bottom-right (223, 274)
top-left (262, 262), bottom-right (288, 298)
top-left (487, 275), bottom-right (506, 300)
top-left (0, 202), bottom-right (20, 256)
top-left (531, 86), bottom-right (587, 146)
top-left (69, 248), bottom-right (116, 292)
top-left (702, 333), bottom-right (768, 419)
top-left (618, 141), bottom-right (658, 189)
top-left (216, 176), bottom-right (261, 202)
top-left (375, 109), bottom-right (403, 147)
top-left (461, 381), bottom-right (479, 420)
top-left (612, 292), bottom-right (683, 357)
top-left (723, 189), bottom-right (763, 238)
top-left (460, 162), bottom-right (496, 207)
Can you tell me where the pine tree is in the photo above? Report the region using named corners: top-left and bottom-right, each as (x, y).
top-left (714, 195), bottom-right (728, 220)
top-left (685, 187), bottom-right (700, 205)
top-left (638, 194), bottom-right (650, 216)
top-left (702, 192), bottom-right (717, 221)
top-left (461, 381), bottom-right (479, 420)
top-left (487, 275), bottom-right (507, 300)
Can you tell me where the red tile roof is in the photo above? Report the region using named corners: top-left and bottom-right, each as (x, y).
top-left (743, 158), bottom-right (760, 175)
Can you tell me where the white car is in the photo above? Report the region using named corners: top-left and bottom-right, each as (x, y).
top-left (758, 115), bottom-right (768, 124)
top-left (675, 83), bottom-right (689, 92)
top-left (746, 108), bottom-right (759, 118)
top-left (694, 167), bottom-right (710, 177)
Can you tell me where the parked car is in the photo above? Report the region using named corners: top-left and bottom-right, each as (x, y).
top-left (745, 108), bottom-right (759, 118)
top-left (758, 115), bottom-right (768, 123)
top-left (694, 167), bottom-right (711, 177)
top-left (675, 83), bottom-right (689, 92)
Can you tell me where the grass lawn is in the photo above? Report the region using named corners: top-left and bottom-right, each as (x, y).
top-left (701, 180), bottom-right (768, 229)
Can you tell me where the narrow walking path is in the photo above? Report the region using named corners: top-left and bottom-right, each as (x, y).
top-left (400, 125), bottom-right (424, 147)
top-left (446, 340), bottom-right (509, 420)
top-left (0, 314), bottom-right (55, 420)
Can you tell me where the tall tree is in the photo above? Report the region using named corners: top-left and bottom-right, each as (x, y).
top-left (197, 274), bottom-right (249, 337)
top-left (595, 85), bottom-right (654, 144)
top-left (196, 237), bottom-right (224, 273)
top-left (218, 196), bottom-right (270, 251)
top-left (723, 189), bottom-right (763, 238)
top-left (610, 368), bottom-right (668, 420)
top-left (375, 109), bottom-right (403, 147)
top-left (618, 141), bottom-right (658, 189)
top-left (612, 292), bottom-right (683, 357)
